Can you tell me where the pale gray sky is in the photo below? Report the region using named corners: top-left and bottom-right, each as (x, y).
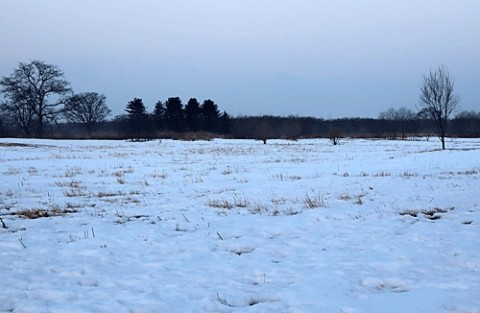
top-left (1, 1), bottom-right (479, 118)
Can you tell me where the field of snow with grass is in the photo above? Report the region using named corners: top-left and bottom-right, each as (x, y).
top-left (1, 138), bottom-right (479, 313)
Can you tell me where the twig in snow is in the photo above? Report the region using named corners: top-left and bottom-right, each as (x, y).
top-left (0, 217), bottom-right (7, 229)
top-left (216, 231), bottom-right (224, 241)
top-left (19, 237), bottom-right (26, 248)
top-left (181, 213), bottom-right (190, 223)
top-left (209, 160), bottom-right (218, 171)
top-left (216, 292), bottom-right (235, 307)
top-left (216, 293), bottom-right (228, 306)
top-left (91, 227), bottom-right (95, 238)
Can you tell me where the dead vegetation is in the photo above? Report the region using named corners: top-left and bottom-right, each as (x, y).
top-left (0, 142), bottom-right (49, 148)
top-left (399, 207), bottom-right (453, 220)
top-left (16, 207), bottom-right (79, 219)
top-left (305, 193), bottom-right (327, 209)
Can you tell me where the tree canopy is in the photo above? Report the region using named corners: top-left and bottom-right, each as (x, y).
top-left (0, 60), bottom-right (72, 137)
top-left (63, 92), bottom-right (111, 136)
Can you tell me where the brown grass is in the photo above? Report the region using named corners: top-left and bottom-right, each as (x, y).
top-left (16, 207), bottom-right (78, 219)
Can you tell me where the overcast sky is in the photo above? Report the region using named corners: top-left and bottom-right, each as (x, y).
top-left (1, 1), bottom-right (479, 118)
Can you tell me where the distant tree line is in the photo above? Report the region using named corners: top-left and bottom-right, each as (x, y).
top-left (3, 109), bottom-right (477, 141)
top-left (230, 111), bottom-right (480, 142)
top-left (1, 61), bottom-right (479, 148)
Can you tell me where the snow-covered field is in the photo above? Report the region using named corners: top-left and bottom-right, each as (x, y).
top-left (1, 138), bottom-right (479, 313)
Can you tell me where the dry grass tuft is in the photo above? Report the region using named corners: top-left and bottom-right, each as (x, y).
top-left (3, 168), bottom-right (21, 176)
top-left (17, 207), bottom-right (78, 219)
top-left (373, 171), bottom-right (391, 177)
top-left (399, 207), bottom-right (452, 220)
top-left (249, 203), bottom-right (269, 214)
top-left (401, 171), bottom-right (418, 178)
top-left (399, 209), bottom-right (418, 217)
top-left (96, 191), bottom-right (126, 198)
top-left (208, 199), bottom-right (234, 209)
top-left (355, 196), bottom-right (364, 205)
top-left (63, 189), bottom-right (90, 197)
top-left (55, 180), bottom-right (81, 188)
top-left (457, 168), bottom-right (479, 175)
top-left (305, 194), bottom-right (326, 208)
top-left (64, 166), bottom-right (82, 177)
top-left (208, 195), bottom-right (249, 210)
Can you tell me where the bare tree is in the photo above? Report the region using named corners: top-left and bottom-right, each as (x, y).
top-left (419, 66), bottom-right (459, 149)
top-left (0, 99), bottom-right (36, 136)
top-left (378, 106), bottom-right (416, 139)
top-left (327, 127), bottom-right (343, 146)
top-left (379, 107), bottom-right (416, 121)
top-left (63, 92), bottom-right (111, 137)
top-left (255, 117), bottom-right (272, 144)
top-left (0, 60), bottom-right (72, 137)
top-left (284, 117), bottom-right (301, 141)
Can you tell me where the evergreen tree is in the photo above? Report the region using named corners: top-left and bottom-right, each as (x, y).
top-left (219, 111), bottom-right (231, 134)
top-left (164, 97), bottom-right (185, 132)
top-left (153, 100), bottom-right (166, 131)
top-left (185, 98), bottom-right (201, 132)
top-left (200, 99), bottom-right (220, 132)
top-left (125, 98), bottom-right (148, 138)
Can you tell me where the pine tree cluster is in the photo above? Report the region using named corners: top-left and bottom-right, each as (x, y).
top-left (122, 97), bottom-right (231, 138)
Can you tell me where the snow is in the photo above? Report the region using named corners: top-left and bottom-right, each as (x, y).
top-left (1, 138), bottom-right (479, 313)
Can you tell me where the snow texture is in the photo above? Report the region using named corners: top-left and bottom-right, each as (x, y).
top-left (1, 138), bottom-right (479, 313)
